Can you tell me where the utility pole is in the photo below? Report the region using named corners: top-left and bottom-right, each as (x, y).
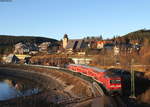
top-left (103, 48), bottom-right (105, 66)
top-left (129, 58), bottom-right (136, 99)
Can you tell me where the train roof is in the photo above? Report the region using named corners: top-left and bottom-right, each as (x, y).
top-left (68, 64), bottom-right (122, 78)
top-left (69, 64), bottom-right (106, 72)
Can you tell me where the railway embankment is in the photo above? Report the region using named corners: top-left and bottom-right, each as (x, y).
top-left (0, 64), bottom-right (94, 107)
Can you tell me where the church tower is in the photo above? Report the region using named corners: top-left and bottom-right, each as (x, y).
top-left (63, 34), bottom-right (68, 49)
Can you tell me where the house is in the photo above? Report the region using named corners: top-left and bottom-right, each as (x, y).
top-left (114, 46), bottom-right (120, 56)
top-left (97, 41), bottom-right (113, 49)
top-left (48, 43), bottom-right (60, 53)
top-left (82, 39), bottom-right (97, 49)
top-left (14, 43), bottom-right (28, 54)
top-left (15, 54), bottom-right (31, 60)
top-left (38, 42), bottom-right (59, 53)
top-left (38, 42), bottom-right (51, 53)
top-left (130, 40), bottom-right (140, 45)
top-left (14, 54), bottom-right (31, 64)
top-left (117, 44), bottom-right (133, 55)
top-left (14, 42), bottom-right (38, 54)
top-left (77, 52), bottom-right (86, 55)
top-left (66, 39), bottom-right (85, 51)
top-left (2, 54), bottom-right (19, 64)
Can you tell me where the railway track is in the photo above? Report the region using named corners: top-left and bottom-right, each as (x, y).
top-left (25, 64), bottom-right (127, 107)
top-left (113, 96), bottom-right (127, 107)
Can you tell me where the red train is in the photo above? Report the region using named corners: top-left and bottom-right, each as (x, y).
top-left (67, 64), bottom-right (122, 95)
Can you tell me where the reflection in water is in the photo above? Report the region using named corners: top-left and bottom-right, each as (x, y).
top-left (4, 79), bottom-right (24, 91)
top-left (0, 79), bottom-right (41, 101)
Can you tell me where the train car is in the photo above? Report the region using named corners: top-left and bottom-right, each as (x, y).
top-left (67, 64), bottom-right (122, 95)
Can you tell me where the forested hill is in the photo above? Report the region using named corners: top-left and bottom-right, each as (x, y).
top-left (113, 29), bottom-right (150, 44)
top-left (0, 35), bottom-right (58, 46)
top-left (123, 29), bottom-right (150, 40)
top-left (0, 35), bottom-right (58, 54)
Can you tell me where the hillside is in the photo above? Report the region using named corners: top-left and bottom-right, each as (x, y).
top-left (0, 35), bottom-right (58, 54)
top-left (124, 29), bottom-right (150, 40)
top-left (0, 35), bottom-right (58, 45)
top-left (114, 29), bottom-right (150, 44)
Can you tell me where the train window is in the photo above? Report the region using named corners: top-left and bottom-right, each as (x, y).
top-left (110, 80), bottom-right (121, 84)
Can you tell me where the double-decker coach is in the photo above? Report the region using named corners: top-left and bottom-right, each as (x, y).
top-left (67, 64), bottom-right (122, 95)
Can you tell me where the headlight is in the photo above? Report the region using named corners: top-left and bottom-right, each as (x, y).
top-left (110, 85), bottom-right (121, 87)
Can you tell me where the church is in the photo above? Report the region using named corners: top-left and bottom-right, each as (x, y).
top-left (62, 34), bottom-right (90, 52)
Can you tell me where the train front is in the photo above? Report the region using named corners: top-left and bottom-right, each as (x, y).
top-left (105, 71), bottom-right (122, 95)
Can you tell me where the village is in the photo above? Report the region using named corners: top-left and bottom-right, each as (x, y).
top-left (1, 0), bottom-right (150, 106)
top-left (1, 34), bottom-right (141, 67)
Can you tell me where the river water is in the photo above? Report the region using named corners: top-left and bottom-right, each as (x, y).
top-left (0, 77), bottom-right (41, 101)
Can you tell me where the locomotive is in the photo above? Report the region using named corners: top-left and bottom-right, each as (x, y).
top-left (67, 64), bottom-right (122, 95)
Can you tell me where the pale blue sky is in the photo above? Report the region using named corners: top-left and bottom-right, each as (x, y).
top-left (0, 0), bottom-right (150, 40)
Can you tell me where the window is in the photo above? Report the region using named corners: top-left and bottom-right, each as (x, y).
top-left (110, 80), bottom-right (121, 84)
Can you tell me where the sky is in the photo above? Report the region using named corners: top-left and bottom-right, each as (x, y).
top-left (0, 0), bottom-right (150, 40)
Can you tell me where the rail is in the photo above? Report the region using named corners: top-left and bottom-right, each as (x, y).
top-left (2, 64), bottom-right (127, 106)
top-left (23, 64), bottom-right (125, 105)
top-left (92, 82), bottom-right (104, 96)
top-left (113, 96), bottom-right (127, 107)
top-left (25, 64), bottom-right (105, 96)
